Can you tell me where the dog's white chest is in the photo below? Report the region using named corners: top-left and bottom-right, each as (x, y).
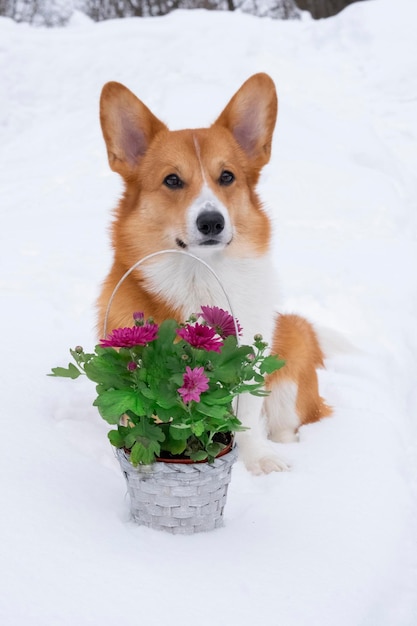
top-left (142, 253), bottom-right (279, 346)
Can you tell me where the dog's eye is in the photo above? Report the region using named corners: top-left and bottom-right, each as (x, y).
top-left (219, 170), bottom-right (235, 186)
top-left (164, 174), bottom-right (184, 189)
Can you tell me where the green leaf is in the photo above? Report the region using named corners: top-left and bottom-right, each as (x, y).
top-left (129, 439), bottom-right (160, 466)
top-left (129, 441), bottom-right (150, 465)
top-left (124, 431), bottom-right (137, 449)
top-left (108, 429), bottom-right (125, 448)
top-left (203, 388), bottom-right (234, 406)
top-left (217, 336), bottom-right (252, 366)
top-left (124, 419), bottom-right (166, 465)
top-left (206, 442), bottom-right (224, 457)
top-left (155, 394), bottom-right (178, 410)
top-left (93, 389), bottom-right (146, 424)
top-left (84, 354), bottom-right (130, 389)
top-left (138, 385), bottom-right (156, 400)
top-left (205, 339), bottom-right (253, 385)
top-left (191, 421), bottom-right (206, 437)
top-left (190, 450), bottom-right (208, 462)
top-left (169, 424), bottom-right (192, 441)
top-left (249, 389), bottom-right (271, 397)
top-left (195, 401), bottom-right (228, 420)
top-left (152, 406), bottom-right (178, 422)
top-left (168, 372), bottom-right (185, 387)
top-left (49, 363), bottom-right (82, 379)
top-left (162, 437), bottom-right (187, 456)
top-left (234, 382), bottom-right (262, 393)
top-left (132, 420), bottom-right (165, 443)
top-left (155, 318), bottom-right (177, 347)
top-left (259, 355), bottom-right (286, 375)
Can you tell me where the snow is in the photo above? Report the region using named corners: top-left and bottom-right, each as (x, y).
top-left (1, 1), bottom-right (417, 623)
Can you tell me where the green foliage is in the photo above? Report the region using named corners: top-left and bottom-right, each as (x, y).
top-left (93, 389), bottom-right (146, 424)
top-left (260, 354), bottom-right (286, 375)
top-left (50, 310), bottom-right (285, 465)
top-left (49, 363), bottom-right (81, 379)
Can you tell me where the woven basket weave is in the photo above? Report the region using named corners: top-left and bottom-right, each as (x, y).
top-left (115, 445), bottom-right (238, 534)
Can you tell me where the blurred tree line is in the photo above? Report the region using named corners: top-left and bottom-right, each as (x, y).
top-left (0, 0), bottom-right (367, 26)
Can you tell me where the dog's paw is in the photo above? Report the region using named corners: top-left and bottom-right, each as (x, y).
top-left (244, 454), bottom-right (291, 475)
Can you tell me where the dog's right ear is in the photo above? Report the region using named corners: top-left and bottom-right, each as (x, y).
top-left (100, 82), bottom-right (167, 179)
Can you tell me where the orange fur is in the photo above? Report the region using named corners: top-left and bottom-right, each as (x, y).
top-left (267, 314), bottom-right (332, 426)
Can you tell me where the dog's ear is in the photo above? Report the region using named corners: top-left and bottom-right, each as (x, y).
top-left (214, 73), bottom-right (278, 171)
top-left (100, 82), bottom-right (167, 179)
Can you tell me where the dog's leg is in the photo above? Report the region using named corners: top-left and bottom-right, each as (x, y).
top-left (265, 313), bottom-right (332, 442)
top-left (265, 379), bottom-right (300, 443)
top-left (235, 393), bottom-right (291, 474)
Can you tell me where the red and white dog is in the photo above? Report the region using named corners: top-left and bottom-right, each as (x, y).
top-left (97, 73), bottom-right (331, 474)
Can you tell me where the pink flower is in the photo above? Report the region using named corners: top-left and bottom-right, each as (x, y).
top-left (178, 366), bottom-right (209, 403)
top-left (200, 305), bottom-right (242, 338)
top-left (100, 324), bottom-right (158, 348)
top-left (177, 323), bottom-right (223, 353)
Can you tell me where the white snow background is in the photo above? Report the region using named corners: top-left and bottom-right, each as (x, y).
top-left (1, 1), bottom-right (417, 624)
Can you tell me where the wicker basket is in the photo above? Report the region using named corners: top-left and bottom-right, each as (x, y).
top-left (115, 445), bottom-right (238, 534)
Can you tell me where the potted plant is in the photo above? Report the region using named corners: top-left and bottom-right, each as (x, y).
top-left (50, 306), bottom-right (284, 533)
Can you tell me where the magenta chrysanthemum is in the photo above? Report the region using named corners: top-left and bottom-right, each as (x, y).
top-left (177, 323), bottom-right (223, 353)
top-left (100, 324), bottom-right (158, 348)
top-left (200, 305), bottom-right (242, 338)
top-left (178, 366), bottom-right (209, 403)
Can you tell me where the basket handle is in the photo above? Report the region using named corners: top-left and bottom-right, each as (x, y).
top-left (103, 249), bottom-right (239, 339)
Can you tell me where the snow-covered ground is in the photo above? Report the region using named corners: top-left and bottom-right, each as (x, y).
top-left (1, 1), bottom-right (417, 624)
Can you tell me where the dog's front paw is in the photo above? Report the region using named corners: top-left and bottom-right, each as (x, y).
top-left (244, 453), bottom-right (291, 475)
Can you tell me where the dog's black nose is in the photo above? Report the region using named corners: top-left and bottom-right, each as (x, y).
top-left (196, 211), bottom-right (225, 236)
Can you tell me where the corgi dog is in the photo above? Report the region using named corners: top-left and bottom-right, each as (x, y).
top-left (97, 73), bottom-right (331, 475)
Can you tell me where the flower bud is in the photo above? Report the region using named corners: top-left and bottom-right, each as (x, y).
top-left (74, 345), bottom-right (83, 353)
top-left (133, 312), bottom-right (144, 326)
top-left (254, 334), bottom-right (263, 342)
top-left (181, 354), bottom-right (189, 361)
top-left (127, 361), bottom-right (138, 371)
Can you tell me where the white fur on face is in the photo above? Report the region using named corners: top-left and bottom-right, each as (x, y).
top-left (185, 134), bottom-right (233, 251)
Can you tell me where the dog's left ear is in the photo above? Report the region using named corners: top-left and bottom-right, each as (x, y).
top-left (214, 73), bottom-right (277, 171)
